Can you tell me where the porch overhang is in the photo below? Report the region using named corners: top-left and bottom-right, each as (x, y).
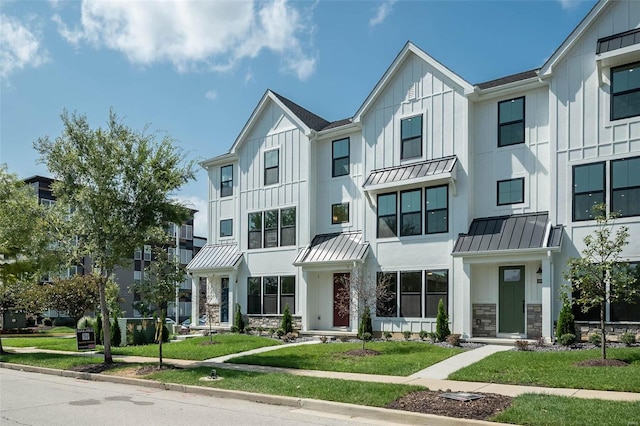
top-left (293, 231), bottom-right (370, 268)
top-left (186, 243), bottom-right (243, 275)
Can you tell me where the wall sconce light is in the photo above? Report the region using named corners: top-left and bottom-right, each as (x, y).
top-left (536, 266), bottom-right (543, 284)
top-left (536, 267), bottom-right (542, 274)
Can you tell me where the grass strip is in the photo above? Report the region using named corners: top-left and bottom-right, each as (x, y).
top-left (0, 352), bottom-right (104, 369)
top-left (449, 348), bottom-right (640, 392)
top-left (2, 336), bottom-right (80, 352)
top-left (228, 341), bottom-right (463, 376)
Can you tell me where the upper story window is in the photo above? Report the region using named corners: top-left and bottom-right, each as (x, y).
top-left (498, 97), bottom-right (525, 147)
top-left (400, 190), bottom-right (421, 236)
top-left (220, 219), bottom-right (233, 238)
top-left (220, 165), bottom-right (233, 197)
top-left (425, 185), bottom-right (448, 234)
top-left (180, 224), bottom-right (193, 240)
top-left (134, 247), bottom-right (142, 260)
top-left (377, 193), bottom-right (397, 238)
top-left (248, 207), bottom-right (296, 249)
top-left (497, 178), bottom-right (524, 206)
top-left (573, 162), bottom-right (605, 221)
top-left (332, 203), bottom-right (349, 224)
top-left (280, 207), bottom-right (296, 246)
top-left (143, 245), bottom-right (152, 261)
top-left (264, 149), bottom-right (279, 186)
top-left (611, 62), bottom-right (640, 121)
top-left (332, 138), bottom-right (350, 177)
top-left (248, 212), bottom-right (263, 249)
top-left (400, 115), bottom-right (422, 160)
top-left (611, 156), bottom-right (640, 217)
top-left (264, 210), bottom-right (279, 248)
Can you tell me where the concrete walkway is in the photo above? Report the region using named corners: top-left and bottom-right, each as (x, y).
top-left (409, 345), bottom-right (513, 379)
top-left (204, 339), bottom-right (321, 363)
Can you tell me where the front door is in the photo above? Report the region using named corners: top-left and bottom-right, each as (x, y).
top-left (499, 266), bottom-right (525, 334)
top-left (220, 278), bottom-right (229, 323)
top-left (333, 273), bottom-right (349, 327)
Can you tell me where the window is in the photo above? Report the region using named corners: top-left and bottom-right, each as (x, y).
top-left (573, 162), bottom-right (605, 221)
top-left (180, 224), bottom-right (193, 240)
top-left (247, 276), bottom-right (296, 315)
top-left (400, 271), bottom-right (422, 317)
top-left (332, 138), bottom-right (350, 177)
top-left (426, 185), bottom-right (448, 234)
top-left (611, 62), bottom-right (640, 120)
top-left (377, 193), bottom-right (397, 238)
top-left (248, 207), bottom-right (296, 249)
top-left (280, 276), bottom-right (295, 313)
top-left (264, 149), bottom-right (279, 185)
top-left (376, 272), bottom-right (397, 317)
top-left (143, 245), bottom-right (151, 261)
top-left (134, 247), bottom-right (142, 260)
top-left (280, 207), bottom-right (296, 246)
top-left (611, 263), bottom-right (640, 321)
top-left (332, 203), bottom-right (349, 224)
top-left (220, 165), bottom-right (233, 197)
top-left (220, 219), bottom-right (233, 237)
top-left (248, 212), bottom-right (262, 249)
top-left (400, 190), bottom-right (421, 236)
top-left (497, 178), bottom-right (524, 205)
top-left (180, 249), bottom-right (192, 264)
top-left (263, 276), bottom-right (278, 314)
top-left (41, 198), bottom-right (56, 207)
top-left (425, 270), bottom-right (448, 317)
top-left (611, 157), bottom-right (640, 217)
top-left (134, 270), bottom-right (142, 284)
top-left (264, 210), bottom-right (278, 248)
top-left (498, 97), bottom-right (525, 147)
top-left (168, 247), bottom-right (176, 261)
top-left (401, 115), bottom-right (422, 160)
top-left (247, 278), bottom-right (262, 314)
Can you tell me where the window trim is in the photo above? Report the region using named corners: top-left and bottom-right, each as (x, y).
top-left (263, 148), bottom-right (280, 186)
top-left (220, 165), bottom-right (233, 197)
top-left (332, 137), bottom-right (350, 177)
top-left (497, 177), bottom-right (525, 206)
top-left (425, 184), bottom-right (449, 234)
top-left (400, 189), bottom-right (422, 236)
top-left (610, 61), bottom-right (640, 121)
top-left (400, 114), bottom-right (423, 160)
top-left (572, 162), bottom-right (606, 222)
top-left (610, 156), bottom-right (640, 218)
top-left (220, 218), bottom-right (233, 238)
top-left (331, 202), bottom-right (350, 225)
top-left (498, 96), bottom-right (525, 147)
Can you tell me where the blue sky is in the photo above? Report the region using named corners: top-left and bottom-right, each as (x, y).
top-left (1, 0), bottom-right (597, 235)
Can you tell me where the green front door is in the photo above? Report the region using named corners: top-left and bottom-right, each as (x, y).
top-left (499, 266), bottom-right (525, 333)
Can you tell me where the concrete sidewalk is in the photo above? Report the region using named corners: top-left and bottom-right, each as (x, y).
top-left (409, 345), bottom-right (513, 379)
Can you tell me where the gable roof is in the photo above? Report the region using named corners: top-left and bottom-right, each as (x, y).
top-left (475, 69), bottom-right (540, 90)
top-left (271, 92), bottom-right (330, 132)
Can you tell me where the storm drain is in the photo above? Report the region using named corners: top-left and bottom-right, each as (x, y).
top-left (439, 392), bottom-right (485, 402)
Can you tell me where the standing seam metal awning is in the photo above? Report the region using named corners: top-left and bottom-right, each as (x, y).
top-left (363, 156), bottom-right (457, 192)
top-left (186, 244), bottom-right (243, 273)
top-left (294, 232), bottom-right (369, 266)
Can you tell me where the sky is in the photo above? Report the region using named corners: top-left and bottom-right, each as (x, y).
top-left (1, 0), bottom-right (598, 236)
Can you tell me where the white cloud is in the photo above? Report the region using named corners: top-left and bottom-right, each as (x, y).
top-left (0, 14), bottom-right (49, 79)
top-left (177, 195), bottom-right (208, 238)
top-left (204, 90), bottom-right (217, 100)
top-left (558, 0), bottom-right (580, 10)
top-left (369, 0), bottom-right (397, 28)
top-left (53, 0), bottom-right (317, 80)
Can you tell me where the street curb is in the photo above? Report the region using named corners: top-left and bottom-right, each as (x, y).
top-left (0, 362), bottom-right (502, 426)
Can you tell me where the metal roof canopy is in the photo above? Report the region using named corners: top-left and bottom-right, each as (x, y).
top-left (294, 231), bottom-right (369, 267)
top-left (186, 244), bottom-right (243, 273)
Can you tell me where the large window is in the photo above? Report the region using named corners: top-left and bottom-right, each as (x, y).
top-left (611, 156), bottom-right (640, 217)
top-left (332, 203), bottom-right (349, 224)
top-left (573, 162), bottom-right (605, 221)
top-left (400, 271), bottom-right (422, 318)
top-left (425, 185), bottom-right (448, 234)
top-left (377, 193), bottom-right (397, 238)
top-left (220, 219), bottom-right (233, 238)
top-left (332, 138), bottom-right (350, 177)
top-left (377, 270), bottom-right (449, 318)
top-left (611, 62), bottom-right (640, 121)
top-left (376, 272), bottom-right (397, 317)
top-left (264, 149), bottom-right (279, 185)
top-left (497, 178), bottom-right (524, 205)
top-left (400, 190), bottom-right (421, 236)
top-left (248, 207), bottom-right (296, 249)
top-left (425, 270), bottom-right (448, 317)
top-left (247, 276), bottom-right (296, 315)
top-left (220, 165), bottom-right (233, 197)
top-left (498, 97), bottom-right (525, 147)
top-left (401, 115), bottom-right (422, 160)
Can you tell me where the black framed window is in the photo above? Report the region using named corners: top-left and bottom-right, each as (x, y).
top-left (611, 62), bottom-right (640, 121)
top-left (401, 115), bottom-right (422, 160)
top-left (248, 212), bottom-right (262, 249)
top-left (497, 178), bottom-right (525, 205)
top-left (400, 190), bottom-right (421, 236)
top-left (425, 270), bottom-right (448, 317)
top-left (376, 272), bottom-right (397, 317)
top-left (332, 138), bottom-right (350, 177)
top-left (498, 97), bottom-right (525, 147)
top-left (263, 276), bottom-right (278, 314)
top-left (425, 185), bottom-right (448, 234)
top-left (377, 193), bottom-right (397, 238)
top-left (264, 149), bottom-right (279, 185)
top-left (264, 210), bottom-right (279, 248)
top-left (400, 271), bottom-right (422, 317)
top-left (280, 276), bottom-right (295, 314)
top-left (573, 162), bottom-right (605, 221)
top-left (280, 207), bottom-right (296, 246)
top-left (332, 203), bottom-right (349, 224)
top-left (220, 219), bottom-right (233, 237)
top-left (611, 156), bottom-right (640, 217)
top-left (247, 278), bottom-right (262, 314)
top-left (610, 262), bottom-right (640, 321)
top-left (220, 165), bottom-right (233, 197)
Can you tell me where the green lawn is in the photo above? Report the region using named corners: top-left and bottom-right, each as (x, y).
top-left (2, 336), bottom-right (80, 352)
top-left (38, 326), bottom-right (76, 335)
top-left (0, 352), bottom-right (104, 369)
top-left (449, 348), bottom-right (640, 392)
top-left (228, 341), bottom-right (463, 376)
top-left (112, 334), bottom-right (280, 360)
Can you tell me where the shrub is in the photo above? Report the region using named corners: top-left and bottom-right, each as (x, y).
top-left (53, 317), bottom-right (75, 327)
top-left (418, 330), bottom-right (429, 341)
top-left (446, 333), bottom-right (461, 347)
top-left (161, 324), bottom-right (170, 343)
top-left (556, 293), bottom-right (576, 338)
top-left (77, 316), bottom-right (94, 329)
top-left (427, 332), bottom-right (438, 343)
top-left (589, 333), bottom-right (602, 347)
top-left (362, 332), bottom-right (372, 343)
top-left (26, 316), bottom-right (36, 327)
top-left (230, 325), bottom-right (239, 333)
top-left (43, 317), bottom-right (53, 327)
top-left (319, 335), bottom-right (328, 343)
top-left (233, 303), bottom-right (245, 333)
top-left (383, 331), bottom-right (392, 341)
top-left (268, 327), bottom-right (276, 338)
top-left (435, 298), bottom-right (450, 342)
top-left (402, 330), bottom-right (412, 340)
top-left (515, 339), bottom-right (529, 351)
top-left (535, 336), bottom-right (546, 348)
top-left (256, 326), bottom-right (264, 336)
top-left (339, 335), bottom-right (349, 342)
top-left (281, 304), bottom-right (294, 334)
top-left (558, 333), bottom-right (576, 346)
top-left (281, 332), bottom-right (297, 343)
top-left (94, 312), bottom-right (102, 345)
top-left (276, 328), bottom-right (285, 338)
top-left (132, 327), bottom-right (146, 345)
top-left (620, 332), bottom-right (636, 346)
top-left (111, 317), bottom-right (122, 347)
top-left (358, 306), bottom-right (373, 339)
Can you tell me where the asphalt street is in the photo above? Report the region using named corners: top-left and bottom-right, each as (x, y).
top-left (0, 368), bottom-right (405, 426)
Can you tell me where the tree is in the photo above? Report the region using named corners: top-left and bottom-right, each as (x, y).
top-left (130, 247), bottom-right (186, 367)
top-left (435, 298), bottom-right (450, 342)
top-left (555, 292), bottom-right (576, 341)
top-left (41, 274), bottom-right (100, 325)
top-left (563, 204), bottom-right (638, 360)
top-left (281, 304), bottom-right (293, 334)
top-left (334, 269), bottom-right (392, 350)
top-left (34, 110), bottom-right (196, 364)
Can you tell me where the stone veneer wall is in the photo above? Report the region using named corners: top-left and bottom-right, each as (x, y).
top-left (247, 315), bottom-right (302, 331)
top-left (472, 304), bottom-right (496, 337)
top-left (575, 322), bottom-right (640, 341)
top-left (526, 304), bottom-right (542, 338)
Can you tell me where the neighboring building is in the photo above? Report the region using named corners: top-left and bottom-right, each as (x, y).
top-left (24, 175), bottom-right (204, 321)
top-left (189, 0), bottom-right (640, 341)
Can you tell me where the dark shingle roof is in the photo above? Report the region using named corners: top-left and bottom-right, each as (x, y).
top-left (187, 244), bottom-right (243, 272)
top-left (272, 91), bottom-right (330, 132)
top-left (294, 232), bottom-right (369, 265)
top-left (597, 28), bottom-right (640, 54)
top-left (476, 69), bottom-right (540, 90)
top-left (363, 156), bottom-right (457, 189)
top-left (322, 118), bottom-right (352, 131)
top-left (453, 212), bottom-right (563, 254)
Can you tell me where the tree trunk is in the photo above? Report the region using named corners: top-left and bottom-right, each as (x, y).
top-left (600, 300), bottom-right (607, 360)
top-left (158, 309), bottom-right (164, 368)
top-left (0, 333), bottom-right (6, 355)
top-left (99, 275), bottom-right (112, 364)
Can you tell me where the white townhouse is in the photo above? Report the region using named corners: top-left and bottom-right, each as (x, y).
top-left (188, 0), bottom-right (640, 341)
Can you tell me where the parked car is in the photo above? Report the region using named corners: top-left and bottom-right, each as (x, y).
top-left (164, 318), bottom-right (177, 325)
top-left (180, 316), bottom-right (207, 330)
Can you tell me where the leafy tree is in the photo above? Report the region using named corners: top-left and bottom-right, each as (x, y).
top-left (130, 247), bottom-right (186, 367)
top-left (435, 298), bottom-right (450, 342)
top-left (233, 303), bottom-right (244, 333)
top-left (34, 110), bottom-right (195, 364)
top-left (41, 274), bottom-right (100, 325)
top-left (563, 204), bottom-right (638, 360)
top-left (556, 292), bottom-right (576, 338)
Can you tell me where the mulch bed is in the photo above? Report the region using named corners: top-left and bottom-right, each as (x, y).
top-left (386, 390), bottom-right (512, 421)
top-left (575, 358), bottom-right (629, 367)
top-left (343, 348), bottom-right (381, 357)
top-left (69, 363), bottom-right (120, 374)
top-left (134, 365), bottom-right (175, 375)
